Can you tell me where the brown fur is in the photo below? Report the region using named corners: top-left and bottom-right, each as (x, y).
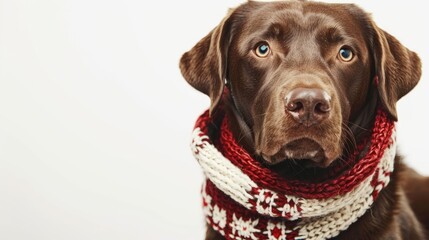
top-left (180, 1), bottom-right (428, 239)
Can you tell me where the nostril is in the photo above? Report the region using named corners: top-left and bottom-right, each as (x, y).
top-left (286, 101), bottom-right (303, 112)
top-left (315, 102), bottom-right (331, 114)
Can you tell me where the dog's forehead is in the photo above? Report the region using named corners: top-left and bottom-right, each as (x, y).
top-left (235, 1), bottom-right (366, 42)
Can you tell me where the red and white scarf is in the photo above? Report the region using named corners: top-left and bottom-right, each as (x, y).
top-left (191, 109), bottom-right (396, 240)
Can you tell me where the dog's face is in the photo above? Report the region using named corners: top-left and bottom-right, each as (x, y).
top-left (180, 1), bottom-right (421, 168)
top-left (227, 2), bottom-right (374, 167)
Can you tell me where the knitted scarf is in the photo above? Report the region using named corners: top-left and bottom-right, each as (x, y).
top-left (191, 108), bottom-right (396, 240)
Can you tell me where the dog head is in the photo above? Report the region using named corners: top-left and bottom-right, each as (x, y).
top-left (180, 1), bottom-right (421, 168)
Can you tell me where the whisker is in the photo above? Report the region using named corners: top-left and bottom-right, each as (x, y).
top-left (345, 121), bottom-right (370, 132)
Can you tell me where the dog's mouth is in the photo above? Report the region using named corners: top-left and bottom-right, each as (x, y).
top-left (260, 138), bottom-right (330, 168)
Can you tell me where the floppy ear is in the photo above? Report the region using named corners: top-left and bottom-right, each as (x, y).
top-left (179, 10), bottom-right (235, 114)
top-left (371, 22), bottom-right (422, 120)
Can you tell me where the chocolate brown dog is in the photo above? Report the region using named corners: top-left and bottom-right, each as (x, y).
top-left (180, 1), bottom-right (428, 239)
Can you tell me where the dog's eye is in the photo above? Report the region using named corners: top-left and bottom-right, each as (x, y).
top-left (338, 47), bottom-right (354, 62)
top-left (255, 43), bottom-right (270, 58)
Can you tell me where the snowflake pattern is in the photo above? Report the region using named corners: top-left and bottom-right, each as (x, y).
top-left (212, 205), bottom-right (227, 228)
top-left (263, 221), bottom-right (294, 240)
top-left (229, 214), bottom-right (260, 240)
top-left (210, 205), bottom-right (227, 235)
top-left (202, 183), bottom-right (213, 217)
top-left (278, 195), bottom-right (302, 220)
top-left (255, 189), bottom-right (278, 215)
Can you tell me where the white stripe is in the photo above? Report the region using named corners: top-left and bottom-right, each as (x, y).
top-left (192, 128), bottom-right (257, 207)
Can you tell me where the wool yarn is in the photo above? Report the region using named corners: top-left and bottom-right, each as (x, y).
top-left (191, 109), bottom-right (396, 240)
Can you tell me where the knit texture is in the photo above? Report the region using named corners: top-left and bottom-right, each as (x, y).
top-left (192, 109), bottom-right (396, 240)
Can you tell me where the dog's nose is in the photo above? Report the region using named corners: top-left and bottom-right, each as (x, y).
top-left (285, 88), bottom-right (331, 126)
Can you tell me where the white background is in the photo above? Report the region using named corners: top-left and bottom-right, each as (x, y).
top-left (0, 0), bottom-right (427, 239)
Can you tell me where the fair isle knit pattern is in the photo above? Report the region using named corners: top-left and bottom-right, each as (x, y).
top-left (191, 109), bottom-right (396, 240)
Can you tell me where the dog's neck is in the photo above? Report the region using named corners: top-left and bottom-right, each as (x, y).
top-left (192, 108), bottom-right (396, 240)
top-left (221, 89), bottom-right (255, 153)
top-left (224, 102), bottom-right (254, 153)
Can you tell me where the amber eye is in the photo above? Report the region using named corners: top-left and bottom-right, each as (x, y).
top-left (255, 43), bottom-right (270, 58)
top-left (338, 47), bottom-right (354, 62)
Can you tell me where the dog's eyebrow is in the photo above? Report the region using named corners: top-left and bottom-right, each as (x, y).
top-left (318, 27), bottom-right (344, 44)
top-left (240, 22), bottom-right (292, 53)
top-left (259, 23), bottom-right (293, 41)
top-left (263, 24), bottom-right (281, 39)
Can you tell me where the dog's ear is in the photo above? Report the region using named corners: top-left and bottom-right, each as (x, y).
top-left (179, 10), bottom-right (235, 114)
top-left (371, 22), bottom-right (422, 120)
